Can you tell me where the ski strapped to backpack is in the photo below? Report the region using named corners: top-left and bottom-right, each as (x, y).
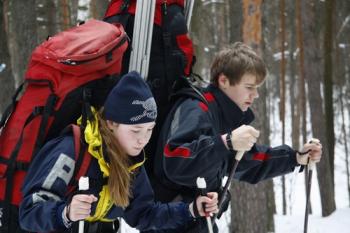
top-left (0, 19), bottom-right (128, 233)
top-left (104, 0), bottom-right (196, 174)
top-left (104, 0), bottom-right (195, 105)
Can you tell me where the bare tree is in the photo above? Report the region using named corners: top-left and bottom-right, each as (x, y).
top-left (339, 87), bottom-right (350, 207)
top-left (8, 0), bottom-right (38, 84)
top-left (301, 0), bottom-right (336, 216)
top-left (279, 0), bottom-right (287, 215)
top-left (296, 0), bottom-right (307, 144)
top-left (61, 0), bottom-right (71, 30)
top-left (324, 0), bottom-right (335, 183)
top-left (288, 0), bottom-right (300, 155)
top-left (230, 1), bottom-right (275, 232)
top-left (191, 1), bottom-right (229, 79)
top-left (335, 0), bottom-right (350, 208)
top-left (0, 0), bottom-right (15, 115)
top-left (90, 0), bottom-right (110, 19)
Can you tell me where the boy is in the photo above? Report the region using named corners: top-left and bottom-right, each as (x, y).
top-left (147, 42), bottom-right (322, 233)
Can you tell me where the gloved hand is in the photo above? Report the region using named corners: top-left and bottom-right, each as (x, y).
top-left (296, 139), bottom-right (322, 165)
top-left (230, 125), bottom-right (260, 151)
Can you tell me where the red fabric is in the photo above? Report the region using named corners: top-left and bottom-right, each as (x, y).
top-left (30, 20), bottom-right (127, 76)
top-left (176, 34), bottom-right (194, 76)
top-left (11, 172), bottom-right (26, 205)
top-left (204, 92), bottom-right (215, 102)
top-left (253, 153), bottom-right (270, 161)
top-left (0, 171), bottom-right (26, 205)
top-left (105, 0), bottom-right (185, 26)
top-left (75, 152), bottom-right (92, 185)
top-left (198, 102), bottom-right (208, 112)
top-left (164, 144), bottom-right (191, 158)
top-left (0, 20), bottom-right (127, 206)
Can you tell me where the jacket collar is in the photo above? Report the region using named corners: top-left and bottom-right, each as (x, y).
top-left (207, 85), bottom-right (255, 131)
top-left (77, 107), bottom-right (145, 176)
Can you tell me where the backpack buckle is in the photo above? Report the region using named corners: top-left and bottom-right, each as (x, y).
top-left (33, 106), bottom-right (44, 116)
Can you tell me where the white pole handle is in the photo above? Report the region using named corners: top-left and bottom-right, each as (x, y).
top-left (78, 177), bottom-right (89, 233)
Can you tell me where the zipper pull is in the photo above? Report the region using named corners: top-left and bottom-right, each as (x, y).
top-left (162, 1), bottom-right (168, 16)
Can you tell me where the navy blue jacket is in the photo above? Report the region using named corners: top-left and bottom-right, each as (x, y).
top-left (19, 133), bottom-right (193, 233)
top-left (152, 84), bottom-right (300, 201)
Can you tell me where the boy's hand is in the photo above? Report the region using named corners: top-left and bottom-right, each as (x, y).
top-left (297, 139), bottom-right (322, 165)
top-left (230, 125), bottom-right (260, 151)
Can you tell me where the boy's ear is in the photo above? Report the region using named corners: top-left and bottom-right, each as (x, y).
top-left (218, 74), bottom-right (230, 89)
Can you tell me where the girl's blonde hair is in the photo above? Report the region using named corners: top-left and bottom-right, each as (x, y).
top-left (98, 108), bottom-right (132, 208)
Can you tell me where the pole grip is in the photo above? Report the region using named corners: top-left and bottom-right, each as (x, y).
top-left (235, 151), bottom-right (245, 161)
top-left (307, 138), bottom-right (320, 171)
top-left (78, 177), bottom-right (89, 233)
top-left (196, 177), bottom-right (214, 233)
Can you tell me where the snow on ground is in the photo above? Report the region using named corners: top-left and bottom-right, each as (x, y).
top-left (275, 208), bottom-right (350, 233)
top-left (271, 89), bottom-right (350, 233)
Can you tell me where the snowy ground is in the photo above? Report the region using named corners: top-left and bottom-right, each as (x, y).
top-left (275, 208), bottom-right (350, 233)
top-left (273, 161), bottom-right (350, 233)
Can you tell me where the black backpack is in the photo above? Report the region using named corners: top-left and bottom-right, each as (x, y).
top-left (104, 0), bottom-right (196, 173)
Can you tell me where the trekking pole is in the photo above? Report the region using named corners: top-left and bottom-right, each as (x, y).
top-left (78, 177), bottom-right (89, 233)
top-left (184, 0), bottom-right (195, 30)
top-left (216, 151), bottom-right (245, 214)
top-left (303, 138), bottom-right (320, 233)
top-left (129, 0), bottom-right (156, 79)
top-left (196, 177), bottom-right (214, 233)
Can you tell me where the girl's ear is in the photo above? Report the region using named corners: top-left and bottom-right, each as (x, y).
top-left (106, 120), bottom-right (116, 130)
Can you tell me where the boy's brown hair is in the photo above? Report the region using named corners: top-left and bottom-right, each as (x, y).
top-left (210, 42), bottom-right (267, 86)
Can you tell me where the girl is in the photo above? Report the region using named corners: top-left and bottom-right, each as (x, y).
top-left (19, 72), bottom-right (218, 233)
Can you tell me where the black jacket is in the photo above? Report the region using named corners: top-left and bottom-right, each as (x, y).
top-left (152, 84), bottom-right (300, 202)
top-left (20, 133), bottom-right (193, 233)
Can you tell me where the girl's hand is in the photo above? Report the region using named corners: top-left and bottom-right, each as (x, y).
top-left (190, 192), bottom-right (218, 217)
top-left (65, 194), bottom-right (98, 221)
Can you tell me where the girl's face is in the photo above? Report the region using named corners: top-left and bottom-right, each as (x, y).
top-left (107, 121), bottom-right (155, 156)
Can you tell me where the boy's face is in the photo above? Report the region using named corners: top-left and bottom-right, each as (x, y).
top-left (219, 73), bottom-right (259, 112)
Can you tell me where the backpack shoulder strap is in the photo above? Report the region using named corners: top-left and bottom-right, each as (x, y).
top-left (171, 77), bottom-right (208, 105)
top-left (66, 125), bottom-right (92, 193)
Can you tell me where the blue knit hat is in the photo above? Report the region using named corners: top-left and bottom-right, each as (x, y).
top-left (104, 71), bottom-right (157, 124)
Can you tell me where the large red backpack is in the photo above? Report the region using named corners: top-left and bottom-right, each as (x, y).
top-left (0, 19), bottom-right (127, 233)
top-left (104, 0), bottom-right (195, 174)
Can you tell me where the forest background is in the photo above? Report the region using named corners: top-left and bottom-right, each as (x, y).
top-left (0, 0), bottom-right (349, 232)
